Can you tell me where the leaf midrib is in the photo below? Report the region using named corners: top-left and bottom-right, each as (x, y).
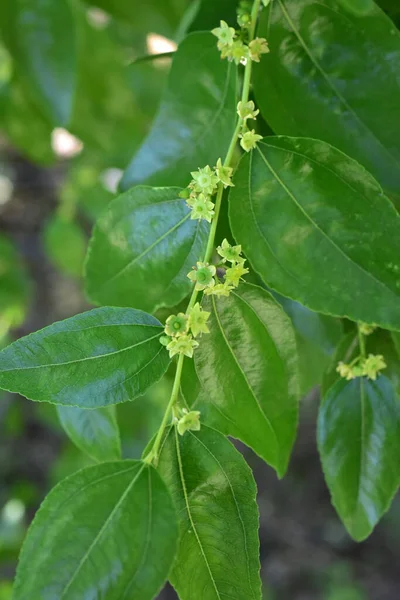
top-left (211, 295), bottom-right (280, 455)
top-left (60, 464), bottom-right (146, 598)
top-left (0, 332), bottom-right (161, 373)
top-left (174, 428), bottom-right (221, 600)
top-left (189, 432), bottom-right (258, 600)
top-left (256, 144), bottom-right (400, 304)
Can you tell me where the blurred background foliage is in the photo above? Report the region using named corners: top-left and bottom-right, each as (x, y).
top-left (0, 0), bottom-right (400, 598)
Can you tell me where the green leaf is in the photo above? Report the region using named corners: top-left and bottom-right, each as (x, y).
top-left (317, 376), bottom-right (400, 540)
top-left (188, 0), bottom-right (238, 32)
top-left (229, 137), bottom-right (400, 331)
top-left (194, 283), bottom-right (299, 476)
top-left (13, 461), bottom-right (178, 599)
top-left (43, 216), bottom-right (86, 278)
top-left (158, 425), bottom-right (262, 600)
top-left (274, 293), bottom-right (343, 395)
top-left (10, 0), bottom-right (77, 125)
top-left (0, 234), bottom-right (30, 330)
top-left (0, 307), bottom-right (170, 407)
top-left (253, 0), bottom-right (400, 199)
top-left (121, 32), bottom-right (237, 190)
top-left (337, 0), bottom-right (374, 14)
top-left (57, 405), bottom-right (121, 462)
top-left (85, 186), bottom-right (209, 312)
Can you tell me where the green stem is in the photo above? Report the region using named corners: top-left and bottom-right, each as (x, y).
top-left (145, 0), bottom-right (262, 465)
top-left (357, 324), bottom-right (367, 360)
top-left (143, 353), bottom-right (185, 464)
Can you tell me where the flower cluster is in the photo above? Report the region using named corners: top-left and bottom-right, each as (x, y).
top-left (181, 160), bottom-right (234, 223)
top-left (186, 239), bottom-right (249, 299)
top-left (160, 302), bottom-right (211, 359)
top-left (211, 19), bottom-right (269, 65)
top-left (336, 354), bottom-right (387, 381)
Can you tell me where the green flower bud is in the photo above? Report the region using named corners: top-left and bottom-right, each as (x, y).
top-left (358, 322), bottom-right (376, 335)
top-left (165, 313), bottom-right (188, 337)
top-left (159, 335), bottom-right (171, 347)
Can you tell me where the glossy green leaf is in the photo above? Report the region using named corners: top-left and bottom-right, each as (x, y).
top-left (57, 405), bottom-right (121, 462)
top-left (121, 32), bottom-right (237, 190)
top-left (0, 307), bottom-right (170, 407)
top-left (158, 426), bottom-right (262, 600)
top-left (194, 283), bottom-right (299, 476)
top-left (43, 216), bottom-right (86, 278)
top-left (253, 0), bottom-right (400, 198)
top-left (85, 186), bottom-right (209, 312)
top-left (13, 461), bottom-right (178, 599)
top-left (337, 0), bottom-right (375, 15)
top-left (317, 376), bottom-right (400, 540)
top-left (189, 0), bottom-right (238, 32)
top-left (229, 137), bottom-right (400, 331)
top-left (10, 0), bottom-right (77, 125)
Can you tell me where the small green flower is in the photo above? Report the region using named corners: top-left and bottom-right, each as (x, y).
top-left (214, 158), bottom-right (234, 188)
top-left (188, 302), bottom-right (210, 337)
top-left (187, 262), bottom-right (216, 291)
top-left (204, 282), bottom-right (234, 297)
top-left (189, 194), bottom-right (215, 222)
top-left (165, 313), bottom-right (188, 337)
top-left (211, 20), bottom-right (236, 50)
top-left (248, 37), bottom-right (270, 62)
top-left (362, 354), bottom-right (386, 380)
top-left (217, 238), bottom-right (243, 264)
top-left (336, 361), bottom-right (356, 380)
top-left (167, 334), bottom-right (199, 359)
top-left (177, 409), bottom-right (201, 436)
top-left (225, 263), bottom-right (249, 287)
top-left (240, 129), bottom-right (263, 152)
top-left (190, 165), bottom-right (219, 195)
top-left (222, 40), bottom-right (249, 64)
top-left (359, 322), bottom-right (376, 335)
top-left (237, 100), bottom-right (259, 121)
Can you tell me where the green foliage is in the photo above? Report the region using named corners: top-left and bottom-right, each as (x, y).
top-left (57, 405), bottom-right (121, 462)
top-left (121, 32), bottom-right (237, 189)
top-left (85, 186), bottom-right (209, 311)
top-left (318, 376), bottom-right (400, 540)
top-left (0, 307), bottom-right (170, 407)
top-left (194, 283), bottom-right (299, 477)
top-left (229, 137), bottom-right (400, 330)
top-left (13, 461), bottom-right (178, 599)
top-left (158, 426), bottom-right (262, 600)
top-left (1, 0), bottom-right (400, 595)
top-left (253, 0), bottom-right (400, 201)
